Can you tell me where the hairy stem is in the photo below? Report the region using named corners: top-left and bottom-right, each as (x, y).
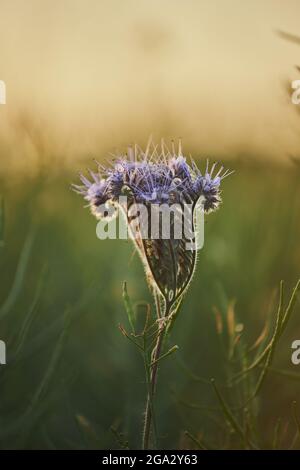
top-left (142, 327), bottom-right (165, 450)
top-left (143, 289), bottom-right (170, 449)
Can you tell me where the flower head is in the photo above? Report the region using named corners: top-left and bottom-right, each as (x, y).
top-left (73, 141), bottom-right (232, 308)
top-left (72, 141), bottom-right (231, 216)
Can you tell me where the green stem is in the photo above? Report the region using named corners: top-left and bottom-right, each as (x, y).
top-left (142, 327), bottom-right (165, 449)
top-left (142, 294), bottom-right (169, 450)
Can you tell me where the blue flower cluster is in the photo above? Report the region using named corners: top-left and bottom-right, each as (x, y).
top-left (72, 142), bottom-right (232, 217)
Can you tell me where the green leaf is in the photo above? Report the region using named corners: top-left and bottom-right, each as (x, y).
top-left (122, 281), bottom-right (135, 332)
top-left (211, 378), bottom-right (255, 449)
top-left (0, 229), bottom-right (35, 319)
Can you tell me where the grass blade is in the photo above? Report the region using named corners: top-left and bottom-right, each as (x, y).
top-left (0, 229), bottom-right (35, 319)
top-left (122, 281), bottom-right (135, 332)
top-left (211, 378), bottom-right (255, 449)
top-left (185, 430), bottom-right (208, 450)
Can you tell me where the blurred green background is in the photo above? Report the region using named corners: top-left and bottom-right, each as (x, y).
top-left (1, 0), bottom-right (300, 450)
top-left (0, 156), bottom-right (300, 449)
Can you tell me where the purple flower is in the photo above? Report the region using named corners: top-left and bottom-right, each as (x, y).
top-left (74, 173), bottom-right (104, 201)
top-left (72, 141), bottom-right (232, 307)
top-left (72, 141), bottom-right (232, 217)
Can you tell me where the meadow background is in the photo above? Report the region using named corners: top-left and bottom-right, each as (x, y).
top-left (0, 0), bottom-right (300, 449)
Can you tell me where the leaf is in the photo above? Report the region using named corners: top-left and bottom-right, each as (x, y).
top-left (211, 378), bottom-right (255, 449)
top-left (252, 280), bottom-right (284, 396)
top-left (0, 229), bottom-right (35, 319)
top-left (143, 238), bottom-right (196, 308)
top-left (234, 280), bottom-right (300, 382)
top-left (280, 279), bottom-right (300, 332)
top-left (27, 306), bottom-right (72, 413)
top-left (150, 344), bottom-right (178, 366)
top-left (122, 281), bottom-right (135, 332)
top-left (127, 201), bottom-right (197, 310)
top-left (185, 430), bottom-right (208, 450)
top-left (11, 265), bottom-right (47, 360)
top-left (10, 282), bottom-right (97, 364)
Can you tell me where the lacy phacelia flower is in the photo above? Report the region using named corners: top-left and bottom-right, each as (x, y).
top-left (73, 141), bottom-right (232, 308)
top-left (73, 142), bottom-right (231, 215)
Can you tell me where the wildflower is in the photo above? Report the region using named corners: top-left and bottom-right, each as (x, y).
top-left (73, 140), bottom-right (232, 450)
top-left (72, 141), bottom-right (232, 310)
